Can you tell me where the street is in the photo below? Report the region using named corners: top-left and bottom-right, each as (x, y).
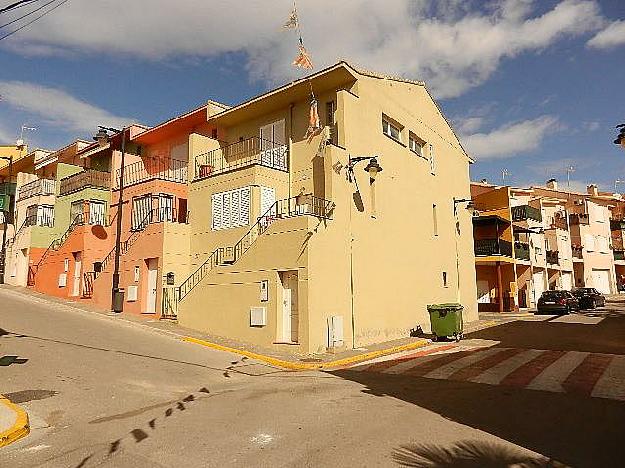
top-left (1, 287), bottom-right (625, 467)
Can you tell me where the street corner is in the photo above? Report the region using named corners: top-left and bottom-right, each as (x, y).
top-left (0, 394), bottom-right (30, 448)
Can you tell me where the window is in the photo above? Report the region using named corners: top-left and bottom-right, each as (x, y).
top-left (212, 186), bottom-right (251, 230)
top-left (326, 101), bottom-right (337, 144)
top-left (157, 194), bottom-right (174, 222)
top-left (432, 204), bottom-right (438, 236)
top-left (70, 200), bottom-right (84, 223)
top-left (409, 133), bottom-right (425, 157)
top-left (382, 116), bottom-right (402, 142)
top-left (132, 195), bottom-right (152, 231)
top-left (259, 120), bottom-right (287, 169)
top-left (585, 233), bottom-right (595, 252)
top-left (429, 144), bottom-right (436, 174)
top-left (89, 200), bottom-right (106, 226)
top-left (442, 271), bottom-right (448, 287)
top-left (37, 205), bottom-right (54, 227)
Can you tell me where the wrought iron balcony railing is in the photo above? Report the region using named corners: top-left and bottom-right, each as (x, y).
top-left (116, 157), bottom-right (188, 188)
top-left (511, 205), bottom-right (542, 222)
top-left (474, 239), bottom-right (513, 257)
top-left (59, 170), bottom-right (110, 196)
top-left (194, 137), bottom-right (288, 180)
top-left (569, 213), bottom-right (589, 225)
top-left (551, 215), bottom-right (568, 231)
top-left (17, 179), bottom-right (56, 201)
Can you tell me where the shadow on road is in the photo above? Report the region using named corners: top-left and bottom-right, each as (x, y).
top-left (0, 355), bottom-right (28, 366)
top-left (392, 439), bottom-right (563, 467)
top-left (3, 389), bottom-right (57, 403)
top-left (332, 369), bottom-right (625, 467)
top-left (464, 317), bottom-right (625, 355)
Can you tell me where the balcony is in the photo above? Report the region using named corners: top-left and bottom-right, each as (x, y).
top-left (614, 250), bottom-right (625, 261)
top-left (572, 246), bottom-right (584, 259)
top-left (474, 239), bottom-right (513, 257)
top-left (611, 219), bottom-right (625, 231)
top-left (546, 250), bottom-right (559, 265)
top-left (512, 205), bottom-right (542, 222)
top-left (514, 241), bottom-right (530, 260)
top-left (59, 170), bottom-right (110, 196)
top-left (569, 213), bottom-right (589, 225)
top-left (17, 179), bottom-right (55, 201)
top-left (551, 214), bottom-right (568, 231)
top-left (194, 137), bottom-right (288, 181)
top-left (116, 157), bottom-right (188, 188)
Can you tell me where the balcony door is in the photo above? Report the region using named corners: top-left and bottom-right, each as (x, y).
top-left (132, 195), bottom-right (152, 230)
top-left (157, 194), bottom-right (174, 222)
top-left (89, 201), bottom-right (105, 226)
top-left (259, 119), bottom-right (287, 169)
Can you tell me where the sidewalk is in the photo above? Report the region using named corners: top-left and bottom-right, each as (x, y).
top-left (0, 284), bottom-right (500, 370)
top-left (0, 394), bottom-right (29, 448)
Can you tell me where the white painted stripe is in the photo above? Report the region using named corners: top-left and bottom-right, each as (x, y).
top-left (381, 351), bottom-right (459, 375)
top-left (591, 355), bottom-right (625, 401)
top-left (471, 349), bottom-right (543, 385)
top-left (526, 351), bottom-right (588, 393)
top-left (423, 347), bottom-right (504, 380)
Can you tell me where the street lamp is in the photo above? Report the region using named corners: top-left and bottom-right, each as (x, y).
top-left (94, 125), bottom-right (127, 313)
top-left (0, 155), bottom-right (13, 284)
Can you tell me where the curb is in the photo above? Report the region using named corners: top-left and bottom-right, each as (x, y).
top-left (183, 337), bottom-right (430, 370)
top-left (0, 394), bottom-right (30, 448)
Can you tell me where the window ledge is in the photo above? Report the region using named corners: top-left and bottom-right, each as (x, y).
top-left (383, 132), bottom-right (406, 147)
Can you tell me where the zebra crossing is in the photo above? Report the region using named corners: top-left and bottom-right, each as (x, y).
top-left (349, 343), bottom-right (625, 401)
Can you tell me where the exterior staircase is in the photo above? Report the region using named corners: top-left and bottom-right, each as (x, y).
top-left (161, 196), bottom-right (334, 318)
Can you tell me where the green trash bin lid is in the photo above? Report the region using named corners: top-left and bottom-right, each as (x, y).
top-left (427, 303), bottom-right (464, 312)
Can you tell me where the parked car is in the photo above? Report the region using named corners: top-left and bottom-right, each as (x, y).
top-left (572, 288), bottom-right (606, 309)
top-left (536, 290), bottom-right (579, 314)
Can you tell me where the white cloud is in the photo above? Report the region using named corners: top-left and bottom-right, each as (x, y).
top-left (587, 20), bottom-right (625, 49)
top-left (455, 117), bottom-right (485, 134)
top-left (0, 81), bottom-right (134, 133)
top-left (583, 121), bottom-right (600, 131)
top-left (462, 115), bottom-right (560, 160)
top-left (0, 0), bottom-right (608, 98)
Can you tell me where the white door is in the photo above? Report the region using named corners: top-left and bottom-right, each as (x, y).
top-left (561, 272), bottom-right (573, 291)
top-left (146, 259), bottom-right (158, 314)
top-left (591, 269), bottom-right (611, 294)
top-left (533, 271), bottom-right (545, 302)
top-left (72, 252), bottom-right (82, 297)
top-left (477, 280), bottom-right (490, 303)
top-left (280, 271), bottom-right (298, 342)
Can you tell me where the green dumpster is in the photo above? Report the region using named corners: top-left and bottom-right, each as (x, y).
top-left (427, 303), bottom-right (464, 341)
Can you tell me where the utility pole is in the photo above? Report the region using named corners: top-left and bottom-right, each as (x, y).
top-left (0, 155), bottom-right (13, 284)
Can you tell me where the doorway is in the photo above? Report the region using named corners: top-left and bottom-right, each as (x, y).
top-left (279, 271), bottom-right (299, 343)
top-left (72, 252), bottom-right (82, 297)
top-left (145, 258), bottom-right (158, 314)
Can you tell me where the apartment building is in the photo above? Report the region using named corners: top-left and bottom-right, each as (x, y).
top-left (162, 61), bottom-right (478, 353)
top-left (472, 179), bottom-right (618, 312)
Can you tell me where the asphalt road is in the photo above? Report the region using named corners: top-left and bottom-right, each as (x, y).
top-left (1, 287), bottom-right (625, 467)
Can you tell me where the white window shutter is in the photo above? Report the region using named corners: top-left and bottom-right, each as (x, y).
top-left (223, 192), bottom-right (232, 229)
top-left (240, 187), bottom-right (250, 225)
top-left (231, 190), bottom-right (241, 227)
top-left (260, 186), bottom-right (275, 217)
top-left (212, 193), bottom-right (222, 230)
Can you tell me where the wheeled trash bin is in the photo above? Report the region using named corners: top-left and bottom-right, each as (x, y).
top-left (427, 303), bottom-right (464, 342)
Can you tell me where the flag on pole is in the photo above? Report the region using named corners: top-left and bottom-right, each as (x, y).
top-left (283, 8), bottom-right (299, 29)
top-left (293, 44), bottom-right (313, 70)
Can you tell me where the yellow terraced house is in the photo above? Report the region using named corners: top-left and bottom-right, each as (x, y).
top-left (165, 62), bottom-right (478, 354)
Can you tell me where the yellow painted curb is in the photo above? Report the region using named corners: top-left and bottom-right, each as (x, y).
top-left (0, 394), bottom-right (30, 448)
top-left (183, 336), bottom-right (429, 370)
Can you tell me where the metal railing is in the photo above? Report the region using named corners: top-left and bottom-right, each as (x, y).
top-left (511, 205), bottom-right (542, 222)
top-left (572, 246), bottom-right (584, 259)
top-left (116, 157), bottom-right (188, 188)
top-left (614, 250), bottom-right (625, 261)
top-left (514, 242), bottom-right (530, 260)
top-left (24, 213), bottom-right (54, 228)
top-left (551, 215), bottom-right (568, 231)
top-left (18, 179), bottom-right (56, 201)
top-left (82, 208), bottom-right (190, 297)
top-left (194, 137), bottom-right (288, 180)
top-left (546, 250), bottom-right (559, 265)
top-left (171, 196), bottom-right (335, 313)
top-left (59, 170), bottom-right (110, 196)
top-left (474, 239), bottom-right (513, 257)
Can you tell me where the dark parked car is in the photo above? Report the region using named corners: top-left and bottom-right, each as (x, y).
top-left (536, 290), bottom-right (579, 314)
top-left (572, 288), bottom-right (606, 309)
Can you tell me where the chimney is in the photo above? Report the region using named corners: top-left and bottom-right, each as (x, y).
top-left (587, 184), bottom-right (598, 197)
top-left (546, 178), bottom-right (558, 190)
top-left (480, 178), bottom-right (488, 185)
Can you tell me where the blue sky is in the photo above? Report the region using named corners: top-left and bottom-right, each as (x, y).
top-left (0, 0), bottom-right (624, 192)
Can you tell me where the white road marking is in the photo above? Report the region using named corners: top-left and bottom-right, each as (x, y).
top-left (382, 351), bottom-right (460, 375)
top-left (471, 349), bottom-right (543, 385)
top-left (21, 444), bottom-right (50, 452)
top-left (423, 347), bottom-right (503, 380)
top-left (591, 355), bottom-right (625, 401)
top-left (526, 351), bottom-right (588, 393)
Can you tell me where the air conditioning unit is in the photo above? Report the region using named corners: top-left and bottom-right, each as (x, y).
top-left (127, 285), bottom-right (138, 302)
top-left (250, 307), bottom-right (266, 327)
